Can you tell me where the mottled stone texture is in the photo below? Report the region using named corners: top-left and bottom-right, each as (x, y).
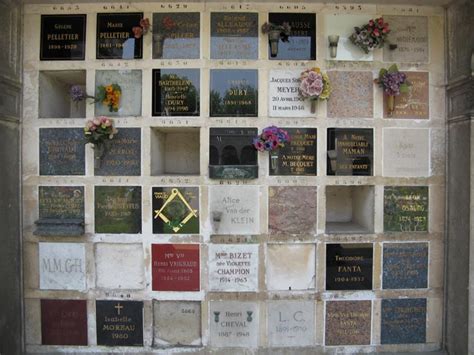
top-left (325, 300), bottom-right (371, 345)
top-left (381, 298), bottom-right (426, 344)
top-left (383, 243), bottom-right (428, 289)
top-left (268, 186), bottom-right (317, 235)
top-left (384, 186), bottom-right (429, 232)
top-left (327, 71), bottom-right (373, 118)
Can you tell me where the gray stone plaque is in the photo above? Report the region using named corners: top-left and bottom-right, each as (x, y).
top-left (39, 186), bottom-right (84, 219)
top-left (381, 298), bottom-right (426, 344)
top-left (383, 243), bottom-right (428, 289)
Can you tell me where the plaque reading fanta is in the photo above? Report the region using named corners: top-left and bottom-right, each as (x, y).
top-left (40, 15), bottom-right (86, 60)
top-left (325, 300), bottom-right (371, 345)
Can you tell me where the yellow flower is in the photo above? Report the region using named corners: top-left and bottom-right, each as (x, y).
top-left (312, 67), bottom-right (321, 73)
top-left (105, 85), bottom-right (113, 93)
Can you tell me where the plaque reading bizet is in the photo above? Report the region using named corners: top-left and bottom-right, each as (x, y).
top-left (383, 243), bottom-right (428, 289)
top-left (381, 298), bottom-right (426, 344)
top-left (96, 300), bottom-right (144, 346)
top-left (210, 12), bottom-right (258, 59)
top-left (40, 15), bottom-right (86, 60)
top-left (326, 243), bottom-right (373, 290)
top-left (268, 13), bottom-right (316, 60)
top-left (210, 69), bottom-right (258, 117)
top-left (152, 69), bottom-right (200, 116)
top-left (384, 186), bottom-right (429, 232)
top-left (97, 13), bottom-right (143, 59)
top-left (327, 128), bottom-right (373, 176)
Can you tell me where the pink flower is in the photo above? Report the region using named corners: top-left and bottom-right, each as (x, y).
top-left (378, 18), bottom-right (384, 26)
top-left (382, 27), bottom-right (388, 34)
top-left (369, 20), bottom-right (374, 26)
top-left (90, 125), bottom-right (97, 131)
top-left (93, 118), bottom-right (101, 126)
top-left (373, 28), bottom-right (380, 37)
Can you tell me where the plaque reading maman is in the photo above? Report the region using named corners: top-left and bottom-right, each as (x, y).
top-left (40, 15), bottom-right (86, 60)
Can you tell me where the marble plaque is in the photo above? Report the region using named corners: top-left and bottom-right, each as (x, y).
top-left (39, 128), bottom-right (85, 176)
top-left (326, 243), bottom-right (373, 290)
top-left (383, 243), bottom-right (428, 289)
top-left (95, 70), bottom-right (142, 117)
top-left (208, 244), bottom-right (259, 292)
top-left (210, 69), bottom-right (258, 117)
top-left (327, 128), bottom-right (373, 176)
top-left (268, 70), bottom-right (311, 117)
top-left (384, 72), bottom-right (429, 119)
top-left (94, 186), bottom-right (142, 234)
top-left (152, 187), bottom-right (199, 234)
top-left (267, 301), bottom-right (315, 347)
top-left (383, 16), bottom-right (429, 63)
top-left (209, 186), bottom-right (260, 235)
top-left (41, 299), bottom-right (87, 345)
top-left (152, 69), bottom-right (200, 116)
top-left (268, 13), bottom-right (316, 60)
top-left (153, 301), bottom-right (201, 347)
top-left (209, 301), bottom-right (259, 348)
top-left (210, 12), bottom-right (258, 59)
top-left (151, 244), bottom-right (200, 291)
top-left (269, 128), bottom-right (317, 176)
top-left (327, 71), bottom-right (374, 118)
top-left (381, 298), bottom-right (426, 344)
top-left (268, 186), bottom-right (317, 235)
top-left (152, 13), bottom-right (200, 59)
top-left (95, 128), bottom-right (141, 176)
top-left (384, 186), bottom-right (429, 232)
top-left (40, 15), bottom-right (86, 60)
top-left (266, 244), bottom-right (315, 290)
top-left (39, 242), bottom-right (86, 291)
top-left (96, 300), bottom-right (143, 346)
top-left (383, 128), bottom-right (430, 177)
top-left (39, 186), bottom-right (84, 219)
top-left (96, 12), bottom-right (143, 59)
top-left (325, 300), bottom-right (371, 346)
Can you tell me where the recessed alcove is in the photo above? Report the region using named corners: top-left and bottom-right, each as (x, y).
top-left (326, 185), bottom-right (374, 234)
top-left (39, 70), bottom-right (86, 118)
top-left (151, 127), bottom-right (200, 176)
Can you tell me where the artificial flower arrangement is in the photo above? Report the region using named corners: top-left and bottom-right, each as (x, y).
top-left (349, 17), bottom-right (390, 54)
top-left (298, 67), bottom-right (331, 113)
top-left (84, 116), bottom-right (118, 166)
top-left (253, 126), bottom-right (290, 152)
top-left (374, 64), bottom-right (411, 116)
top-left (153, 16), bottom-right (177, 58)
top-left (261, 22), bottom-right (291, 57)
top-left (132, 18), bottom-right (151, 39)
top-left (70, 84), bottom-right (122, 113)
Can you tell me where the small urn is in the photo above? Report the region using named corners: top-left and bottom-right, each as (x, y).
top-left (328, 35), bottom-right (340, 58)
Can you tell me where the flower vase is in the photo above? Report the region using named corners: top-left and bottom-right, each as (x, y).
top-left (153, 33), bottom-right (165, 58)
top-left (310, 100), bottom-right (318, 114)
top-left (268, 30), bottom-right (281, 57)
top-left (94, 143), bottom-right (107, 169)
top-left (270, 152), bottom-right (279, 172)
top-left (386, 95), bottom-right (395, 116)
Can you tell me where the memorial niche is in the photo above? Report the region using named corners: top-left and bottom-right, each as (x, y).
top-left (209, 128), bottom-right (258, 179)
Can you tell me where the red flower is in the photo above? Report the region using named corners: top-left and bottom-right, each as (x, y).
top-left (378, 18), bottom-right (384, 26)
top-left (373, 28), bottom-right (380, 37)
top-left (162, 16), bottom-right (176, 31)
top-left (382, 27), bottom-right (388, 34)
top-left (369, 19), bottom-right (374, 26)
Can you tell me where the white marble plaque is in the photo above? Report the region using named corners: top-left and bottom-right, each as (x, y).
top-left (267, 301), bottom-right (315, 347)
top-left (39, 242), bottom-right (86, 291)
top-left (210, 301), bottom-right (259, 348)
top-left (208, 244), bottom-right (259, 292)
top-left (268, 70), bottom-right (311, 117)
top-left (383, 128), bottom-right (430, 177)
top-left (209, 186), bottom-right (260, 235)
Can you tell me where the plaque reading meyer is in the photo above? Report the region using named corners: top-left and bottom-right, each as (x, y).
top-left (268, 13), bottom-right (316, 60)
top-left (384, 186), bottom-right (429, 232)
top-left (381, 298), bottom-right (426, 344)
top-left (152, 69), bottom-right (200, 116)
top-left (94, 186), bottom-right (142, 234)
top-left (96, 300), bottom-right (144, 346)
top-left (268, 70), bottom-right (310, 117)
top-left (40, 15), bottom-right (86, 60)
top-left (96, 13), bottom-right (143, 59)
top-left (327, 128), bottom-right (373, 176)
top-left (210, 12), bottom-right (258, 60)
top-left (383, 243), bottom-right (428, 289)
top-left (326, 243), bottom-right (373, 290)
top-left (269, 128), bottom-right (317, 176)
top-left (210, 69), bottom-right (258, 117)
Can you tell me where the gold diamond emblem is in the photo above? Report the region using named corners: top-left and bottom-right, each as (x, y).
top-left (154, 188), bottom-right (198, 233)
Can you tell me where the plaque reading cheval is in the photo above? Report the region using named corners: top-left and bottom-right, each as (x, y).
top-left (327, 128), bottom-right (373, 176)
top-left (152, 69), bottom-right (200, 116)
top-left (326, 243), bottom-right (373, 290)
top-left (383, 243), bottom-right (428, 289)
top-left (152, 244), bottom-right (200, 291)
top-left (325, 300), bottom-right (371, 345)
top-left (384, 186), bottom-right (429, 232)
top-left (381, 298), bottom-right (426, 344)
top-left (96, 300), bottom-right (143, 346)
top-left (268, 13), bottom-right (316, 60)
top-left (210, 12), bottom-right (258, 59)
top-left (96, 13), bottom-right (143, 59)
top-left (210, 69), bottom-right (258, 117)
top-left (40, 15), bottom-right (86, 60)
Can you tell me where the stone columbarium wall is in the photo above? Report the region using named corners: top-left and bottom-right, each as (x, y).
top-left (22, 2), bottom-right (446, 353)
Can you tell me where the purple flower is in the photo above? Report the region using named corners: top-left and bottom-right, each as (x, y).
top-left (70, 85), bottom-right (86, 102)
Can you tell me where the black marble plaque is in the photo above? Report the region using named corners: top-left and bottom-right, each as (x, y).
top-left (39, 128), bottom-right (85, 176)
top-left (96, 13), bottom-right (143, 59)
top-left (96, 300), bottom-right (143, 346)
top-left (40, 15), bottom-right (86, 60)
top-left (269, 128), bottom-right (316, 176)
top-left (268, 13), bottom-right (316, 60)
top-left (326, 243), bottom-right (373, 290)
top-left (94, 186), bottom-right (142, 234)
top-left (39, 186), bottom-right (84, 219)
top-left (381, 298), bottom-right (426, 344)
top-left (95, 128), bottom-right (141, 176)
top-left (210, 69), bottom-right (258, 117)
top-left (327, 128), bottom-right (373, 176)
top-left (152, 13), bottom-right (200, 59)
top-left (152, 69), bottom-right (200, 116)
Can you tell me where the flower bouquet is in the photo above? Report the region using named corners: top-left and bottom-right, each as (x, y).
top-left (349, 17), bottom-right (390, 54)
top-left (84, 116), bottom-right (118, 167)
top-left (153, 16), bottom-right (177, 58)
top-left (70, 83), bottom-right (122, 113)
top-left (132, 17), bottom-right (151, 39)
top-left (374, 64), bottom-right (411, 116)
top-left (253, 126), bottom-right (290, 152)
top-left (298, 67), bottom-right (331, 113)
top-left (261, 22), bottom-right (291, 57)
